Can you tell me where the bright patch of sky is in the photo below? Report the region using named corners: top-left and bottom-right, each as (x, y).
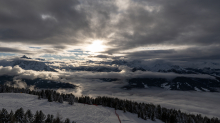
top-left (0, 53), bottom-right (17, 57)
top-left (40, 53), bottom-right (87, 60)
top-left (41, 14), bottom-right (57, 22)
top-left (29, 47), bottom-right (41, 49)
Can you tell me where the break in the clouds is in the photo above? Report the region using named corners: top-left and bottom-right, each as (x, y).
top-left (0, 0), bottom-right (220, 61)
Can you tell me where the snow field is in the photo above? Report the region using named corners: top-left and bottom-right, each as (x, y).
top-left (0, 93), bottom-right (163, 123)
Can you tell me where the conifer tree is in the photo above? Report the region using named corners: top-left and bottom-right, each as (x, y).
top-left (141, 111), bottom-right (144, 119)
top-left (51, 114), bottom-right (54, 122)
top-left (69, 95), bottom-right (74, 105)
top-left (48, 94), bottom-right (53, 102)
top-left (157, 105), bottom-right (162, 119)
top-left (151, 112), bottom-right (155, 121)
top-left (64, 118), bottom-right (70, 123)
top-left (161, 112), bottom-right (167, 122)
top-left (25, 109), bottom-right (34, 123)
top-left (39, 110), bottom-right (46, 122)
top-left (33, 111), bottom-right (40, 123)
top-left (123, 107), bottom-right (126, 113)
top-left (53, 113), bottom-right (62, 123)
top-left (45, 114), bottom-right (52, 123)
top-left (24, 113), bottom-right (29, 123)
top-left (0, 108), bottom-right (8, 122)
top-left (8, 110), bottom-right (15, 123)
top-left (14, 107), bottom-right (25, 123)
top-left (38, 94), bottom-right (41, 100)
top-left (170, 114), bottom-right (177, 123)
top-left (58, 95), bottom-right (64, 103)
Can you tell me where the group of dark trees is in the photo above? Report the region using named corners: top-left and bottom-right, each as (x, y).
top-left (1, 84), bottom-right (220, 123)
top-left (77, 96), bottom-right (220, 123)
top-left (37, 89), bottom-right (75, 105)
top-left (0, 107), bottom-right (75, 123)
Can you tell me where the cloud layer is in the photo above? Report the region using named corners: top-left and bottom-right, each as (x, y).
top-left (0, 64), bottom-right (215, 84)
top-left (0, 0), bottom-right (220, 61)
top-left (0, 65), bottom-right (219, 118)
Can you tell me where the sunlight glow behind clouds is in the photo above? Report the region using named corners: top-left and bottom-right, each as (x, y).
top-left (0, 0), bottom-right (220, 62)
top-left (86, 40), bottom-right (106, 53)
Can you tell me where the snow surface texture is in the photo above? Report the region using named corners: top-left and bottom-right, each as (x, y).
top-left (0, 93), bottom-right (163, 123)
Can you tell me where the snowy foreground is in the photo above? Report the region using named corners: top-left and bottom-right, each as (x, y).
top-left (0, 93), bottom-right (163, 123)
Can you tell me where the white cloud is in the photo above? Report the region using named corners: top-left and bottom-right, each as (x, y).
top-left (41, 14), bottom-right (57, 22)
top-left (0, 64), bottom-right (219, 118)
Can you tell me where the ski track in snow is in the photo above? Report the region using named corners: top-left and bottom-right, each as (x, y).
top-left (0, 93), bottom-right (163, 123)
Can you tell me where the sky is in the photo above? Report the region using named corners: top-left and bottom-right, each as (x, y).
top-left (0, 0), bottom-right (220, 62)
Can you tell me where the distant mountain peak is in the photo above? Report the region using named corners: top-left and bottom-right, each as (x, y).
top-left (21, 55), bottom-right (31, 59)
top-left (0, 57), bottom-right (56, 72)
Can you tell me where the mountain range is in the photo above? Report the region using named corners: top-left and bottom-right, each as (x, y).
top-left (0, 55), bottom-right (56, 72)
top-left (0, 56), bottom-right (220, 92)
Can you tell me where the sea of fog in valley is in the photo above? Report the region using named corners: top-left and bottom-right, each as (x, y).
top-left (0, 57), bottom-right (220, 119)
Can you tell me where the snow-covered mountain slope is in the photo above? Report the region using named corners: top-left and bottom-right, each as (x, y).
top-left (184, 62), bottom-right (220, 69)
top-left (0, 56), bottom-right (56, 72)
top-left (12, 60), bottom-right (56, 72)
top-left (47, 59), bottom-right (220, 75)
top-left (0, 93), bottom-right (163, 123)
top-left (146, 61), bottom-right (220, 75)
top-left (126, 77), bottom-right (220, 92)
top-left (106, 60), bottom-right (220, 75)
top-left (103, 60), bottom-right (189, 73)
top-left (0, 76), bottom-right (76, 89)
top-left (62, 66), bottom-right (121, 72)
top-left (49, 61), bottom-right (121, 72)
top-left (1, 57), bottom-right (220, 92)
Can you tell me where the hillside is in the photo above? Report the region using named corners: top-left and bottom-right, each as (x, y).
top-left (0, 93), bottom-right (163, 123)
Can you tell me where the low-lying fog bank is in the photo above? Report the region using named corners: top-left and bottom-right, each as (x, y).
top-left (57, 82), bottom-right (220, 119)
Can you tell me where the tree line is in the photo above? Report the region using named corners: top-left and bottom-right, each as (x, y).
top-left (0, 107), bottom-right (76, 123)
top-left (0, 84), bottom-right (220, 123)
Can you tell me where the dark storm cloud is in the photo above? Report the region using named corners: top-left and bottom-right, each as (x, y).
top-left (89, 55), bottom-right (109, 58)
top-left (0, 46), bottom-right (65, 55)
top-left (123, 45), bottom-right (220, 61)
top-left (53, 45), bottom-right (67, 49)
top-left (0, 47), bottom-right (30, 54)
top-left (0, 0), bottom-right (89, 45)
top-left (89, 54), bottom-right (123, 60)
top-left (1, 0), bottom-right (219, 47)
top-left (0, 0), bottom-right (219, 62)
top-left (105, 0), bottom-right (220, 53)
